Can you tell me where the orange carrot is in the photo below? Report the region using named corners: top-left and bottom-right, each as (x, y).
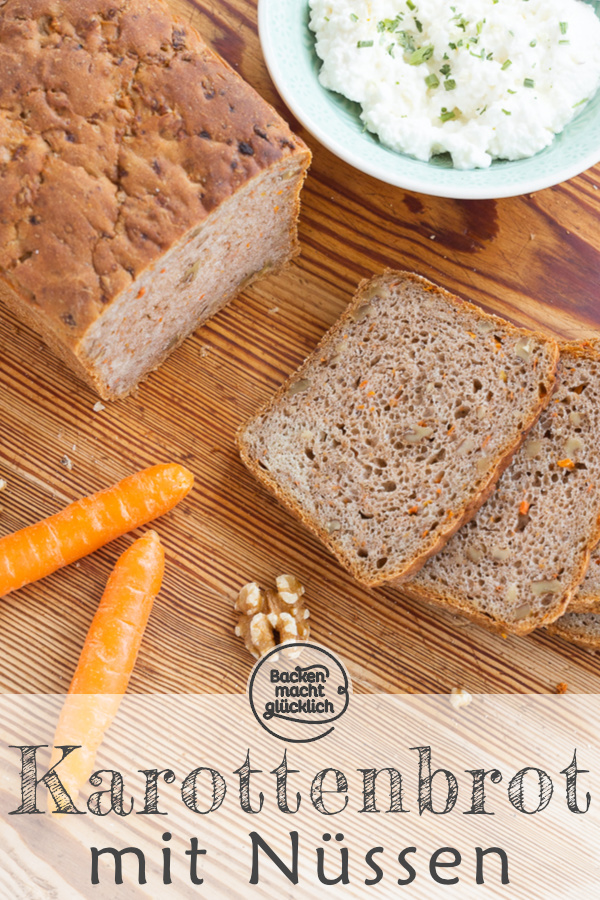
top-left (50, 531), bottom-right (164, 802)
top-left (0, 463), bottom-right (192, 598)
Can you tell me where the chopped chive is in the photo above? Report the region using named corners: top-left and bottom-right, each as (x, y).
top-left (524, 78), bottom-right (535, 88)
top-left (479, 104), bottom-right (487, 115)
top-left (449, 41), bottom-right (457, 50)
top-left (507, 88), bottom-right (516, 94)
top-left (350, 12), bottom-right (358, 21)
top-left (440, 106), bottom-right (461, 122)
top-left (486, 51), bottom-right (493, 59)
top-left (357, 40), bottom-right (374, 48)
top-left (440, 63), bottom-right (452, 76)
top-left (415, 18), bottom-right (423, 32)
top-left (444, 79), bottom-right (456, 90)
top-left (387, 43), bottom-right (395, 56)
top-left (378, 14), bottom-right (403, 32)
top-left (502, 108), bottom-right (511, 115)
top-left (573, 98), bottom-right (588, 108)
top-left (501, 59), bottom-right (512, 70)
top-left (425, 73), bottom-right (440, 88)
top-left (559, 39), bottom-right (570, 44)
top-left (530, 39), bottom-right (537, 47)
top-left (560, 22), bottom-right (568, 35)
top-left (406, 0), bottom-right (416, 9)
top-left (408, 43), bottom-right (434, 65)
top-left (397, 30), bottom-right (416, 51)
top-left (476, 19), bottom-right (485, 35)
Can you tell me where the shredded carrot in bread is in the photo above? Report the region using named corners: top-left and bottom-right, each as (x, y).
top-left (557, 458), bottom-right (575, 469)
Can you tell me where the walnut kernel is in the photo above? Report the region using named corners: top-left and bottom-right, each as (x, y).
top-left (235, 576), bottom-right (310, 659)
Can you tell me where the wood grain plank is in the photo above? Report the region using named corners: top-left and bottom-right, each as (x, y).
top-left (1, 0), bottom-right (600, 695)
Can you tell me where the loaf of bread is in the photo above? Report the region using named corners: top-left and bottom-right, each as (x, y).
top-left (238, 272), bottom-right (559, 587)
top-left (0, 0), bottom-right (310, 399)
top-left (405, 343), bottom-right (600, 635)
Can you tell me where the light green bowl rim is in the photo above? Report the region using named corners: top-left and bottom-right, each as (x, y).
top-left (258, 0), bottom-right (600, 199)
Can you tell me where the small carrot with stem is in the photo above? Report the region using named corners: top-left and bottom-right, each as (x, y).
top-left (0, 463), bottom-right (192, 598)
top-left (50, 530), bottom-right (164, 805)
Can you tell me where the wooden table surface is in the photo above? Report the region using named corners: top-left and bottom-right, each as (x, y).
top-left (2, 0), bottom-right (600, 695)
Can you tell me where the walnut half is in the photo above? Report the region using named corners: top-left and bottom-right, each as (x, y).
top-left (234, 575), bottom-right (310, 659)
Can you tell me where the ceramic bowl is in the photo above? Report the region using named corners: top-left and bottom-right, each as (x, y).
top-left (258, 0), bottom-right (600, 199)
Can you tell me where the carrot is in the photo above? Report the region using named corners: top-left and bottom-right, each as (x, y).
top-left (50, 531), bottom-right (164, 803)
top-left (0, 463), bottom-right (192, 598)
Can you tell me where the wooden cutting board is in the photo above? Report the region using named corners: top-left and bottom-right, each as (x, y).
top-left (1, 0), bottom-right (600, 695)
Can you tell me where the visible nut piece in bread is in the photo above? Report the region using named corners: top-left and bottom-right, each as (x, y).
top-left (238, 271), bottom-right (559, 587)
top-left (405, 342), bottom-right (600, 635)
top-left (0, 0), bottom-right (311, 399)
top-left (234, 577), bottom-right (310, 659)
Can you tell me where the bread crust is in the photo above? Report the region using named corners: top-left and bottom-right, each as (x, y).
top-left (0, 0), bottom-right (310, 392)
top-left (405, 340), bottom-right (600, 635)
top-left (238, 271), bottom-right (560, 588)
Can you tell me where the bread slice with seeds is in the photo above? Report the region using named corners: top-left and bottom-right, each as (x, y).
top-left (547, 613), bottom-right (600, 650)
top-left (404, 342), bottom-right (600, 634)
top-left (238, 271), bottom-right (559, 587)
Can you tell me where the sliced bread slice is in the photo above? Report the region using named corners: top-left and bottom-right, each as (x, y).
top-left (238, 272), bottom-right (559, 587)
top-left (404, 342), bottom-right (600, 634)
top-left (571, 549), bottom-right (600, 612)
top-left (547, 613), bottom-right (600, 650)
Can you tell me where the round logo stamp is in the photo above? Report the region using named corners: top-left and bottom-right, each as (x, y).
top-left (248, 642), bottom-right (351, 743)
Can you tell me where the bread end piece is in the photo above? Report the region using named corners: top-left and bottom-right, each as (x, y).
top-left (547, 613), bottom-right (600, 650)
top-left (0, 0), bottom-right (311, 399)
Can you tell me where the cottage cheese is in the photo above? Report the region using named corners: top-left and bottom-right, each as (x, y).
top-left (309, 0), bottom-right (600, 169)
